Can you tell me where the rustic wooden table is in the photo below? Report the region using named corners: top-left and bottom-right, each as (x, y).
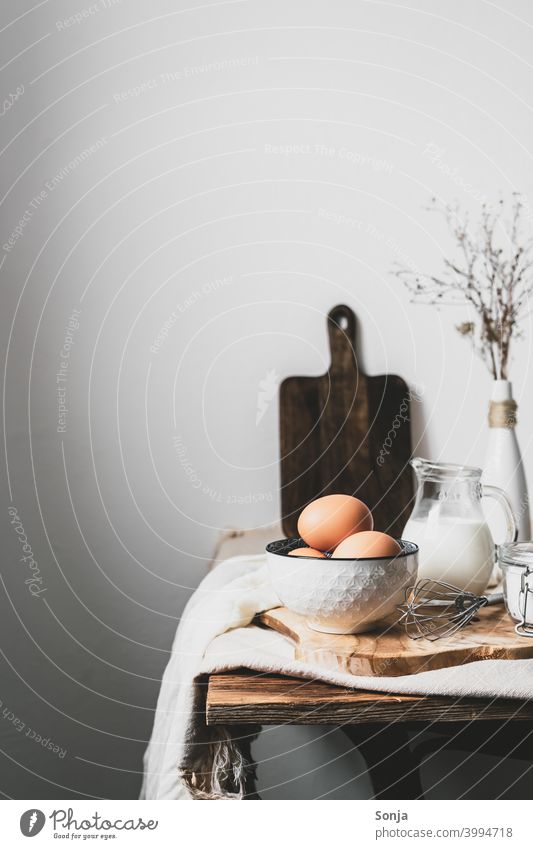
top-left (206, 670), bottom-right (533, 799)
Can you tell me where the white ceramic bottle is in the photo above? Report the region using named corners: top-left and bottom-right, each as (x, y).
top-left (482, 380), bottom-right (530, 541)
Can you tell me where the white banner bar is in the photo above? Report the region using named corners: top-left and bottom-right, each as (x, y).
top-left (1, 799), bottom-right (530, 848)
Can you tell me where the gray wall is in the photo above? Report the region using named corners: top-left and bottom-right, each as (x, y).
top-left (2, 0), bottom-right (533, 799)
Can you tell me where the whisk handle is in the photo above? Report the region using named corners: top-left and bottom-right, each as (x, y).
top-left (485, 592), bottom-right (504, 606)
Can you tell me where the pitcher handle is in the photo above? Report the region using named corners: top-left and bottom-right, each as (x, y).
top-left (482, 484), bottom-right (518, 543)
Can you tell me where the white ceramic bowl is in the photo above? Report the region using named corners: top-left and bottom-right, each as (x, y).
top-left (266, 537), bottom-right (419, 634)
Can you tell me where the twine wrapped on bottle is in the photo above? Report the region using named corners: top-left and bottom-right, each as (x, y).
top-left (488, 399), bottom-right (517, 429)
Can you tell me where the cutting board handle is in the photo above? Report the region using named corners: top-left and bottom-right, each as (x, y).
top-left (327, 304), bottom-right (358, 376)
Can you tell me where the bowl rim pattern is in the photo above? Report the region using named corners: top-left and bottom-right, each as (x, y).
top-left (266, 537), bottom-right (418, 562)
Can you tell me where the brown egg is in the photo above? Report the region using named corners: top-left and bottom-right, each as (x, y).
top-left (288, 547), bottom-right (326, 558)
top-left (333, 531), bottom-right (401, 559)
top-left (297, 494), bottom-right (373, 551)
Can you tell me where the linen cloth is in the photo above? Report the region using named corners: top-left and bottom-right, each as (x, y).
top-left (140, 554), bottom-right (533, 800)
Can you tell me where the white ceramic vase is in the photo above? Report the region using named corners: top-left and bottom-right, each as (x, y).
top-left (482, 380), bottom-right (530, 541)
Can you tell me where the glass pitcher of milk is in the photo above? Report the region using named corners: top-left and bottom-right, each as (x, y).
top-left (403, 458), bottom-right (517, 595)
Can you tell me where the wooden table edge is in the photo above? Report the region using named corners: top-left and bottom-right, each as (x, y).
top-left (205, 671), bottom-right (533, 726)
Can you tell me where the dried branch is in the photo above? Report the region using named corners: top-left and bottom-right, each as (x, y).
top-left (393, 194), bottom-right (533, 380)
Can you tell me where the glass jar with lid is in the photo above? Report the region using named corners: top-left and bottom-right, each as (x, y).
top-left (499, 542), bottom-right (533, 637)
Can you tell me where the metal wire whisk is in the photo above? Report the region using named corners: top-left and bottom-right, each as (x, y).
top-left (398, 579), bottom-right (503, 641)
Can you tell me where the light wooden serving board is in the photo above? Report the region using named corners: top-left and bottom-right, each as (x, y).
top-left (257, 606), bottom-right (533, 677)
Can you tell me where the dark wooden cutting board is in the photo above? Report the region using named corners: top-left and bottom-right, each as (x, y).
top-left (280, 304), bottom-right (414, 539)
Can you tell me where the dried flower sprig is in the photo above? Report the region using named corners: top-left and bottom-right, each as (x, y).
top-left (393, 195), bottom-right (533, 379)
